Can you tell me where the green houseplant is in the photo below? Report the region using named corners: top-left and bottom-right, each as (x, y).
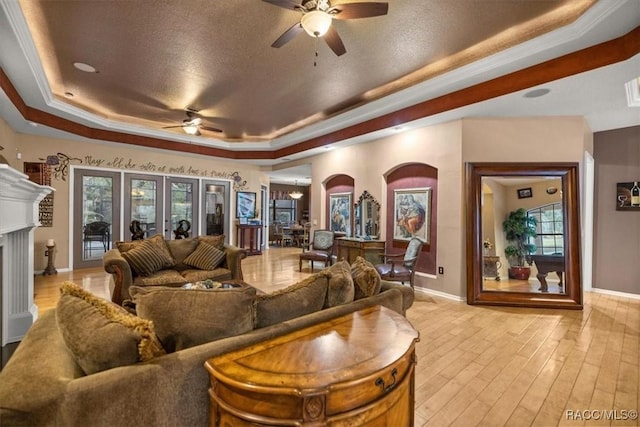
top-left (502, 208), bottom-right (537, 280)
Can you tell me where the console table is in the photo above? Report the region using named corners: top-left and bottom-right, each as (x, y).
top-left (336, 237), bottom-right (385, 265)
top-left (236, 224), bottom-right (262, 256)
top-left (205, 305), bottom-right (419, 426)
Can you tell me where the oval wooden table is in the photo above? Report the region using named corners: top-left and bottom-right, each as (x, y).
top-left (205, 305), bottom-right (419, 426)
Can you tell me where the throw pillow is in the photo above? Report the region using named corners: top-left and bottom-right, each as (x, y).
top-left (254, 271), bottom-right (329, 329)
top-left (198, 234), bottom-right (225, 250)
top-left (165, 237), bottom-right (199, 268)
top-left (183, 241), bottom-right (226, 271)
top-left (130, 285), bottom-right (256, 353)
top-left (324, 260), bottom-right (355, 308)
top-left (121, 235), bottom-right (175, 276)
top-left (351, 256), bottom-right (382, 299)
top-left (56, 281), bottom-right (165, 375)
top-left (115, 239), bottom-right (143, 253)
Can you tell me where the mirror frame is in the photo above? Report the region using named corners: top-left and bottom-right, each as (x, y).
top-left (466, 162), bottom-right (583, 310)
top-left (355, 190), bottom-right (381, 239)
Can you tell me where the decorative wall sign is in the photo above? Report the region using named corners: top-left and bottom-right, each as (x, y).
top-left (393, 187), bottom-right (431, 243)
top-left (616, 181), bottom-right (640, 211)
top-left (39, 194), bottom-right (54, 227)
top-left (24, 162), bottom-right (54, 226)
top-left (329, 192), bottom-right (352, 236)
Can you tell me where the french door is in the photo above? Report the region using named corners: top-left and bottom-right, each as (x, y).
top-left (123, 174), bottom-right (163, 241)
top-left (165, 177), bottom-right (199, 240)
top-left (73, 169), bottom-right (121, 269)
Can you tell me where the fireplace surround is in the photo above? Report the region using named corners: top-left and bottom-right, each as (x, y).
top-left (0, 164), bottom-right (53, 345)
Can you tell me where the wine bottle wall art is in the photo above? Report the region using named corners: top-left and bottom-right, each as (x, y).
top-left (616, 181), bottom-right (640, 211)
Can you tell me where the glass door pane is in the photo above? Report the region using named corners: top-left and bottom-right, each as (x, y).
top-left (202, 180), bottom-right (230, 241)
top-left (73, 169), bottom-right (120, 269)
top-left (165, 177), bottom-right (199, 239)
top-left (124, 174), bottom-right (163, 241)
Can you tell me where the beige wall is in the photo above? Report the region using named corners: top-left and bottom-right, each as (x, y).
top-left (297, 116), bottom-right (590, 298)
top-left (0, 119), bottom-right (269, 271)
top-left (593, 125), bottom-right (640, 294)
top-left (2, 115), bottom-right (595, 298)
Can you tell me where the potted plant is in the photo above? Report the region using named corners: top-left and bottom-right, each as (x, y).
top-left (502, 208), bottom-right (537, 280)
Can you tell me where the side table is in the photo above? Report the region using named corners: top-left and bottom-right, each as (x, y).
top-left (205, 305), bottom-right (419, 426)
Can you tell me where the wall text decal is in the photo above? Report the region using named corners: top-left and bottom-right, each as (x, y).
top-left (39, 152), bottom-right (248, 190)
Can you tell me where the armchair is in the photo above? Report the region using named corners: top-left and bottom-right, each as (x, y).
top-left (374, 237), bottom-right (424, 288)
top-left (299, 229), bottom-right (335, 272)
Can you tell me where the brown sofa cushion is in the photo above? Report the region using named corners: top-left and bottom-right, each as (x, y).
top-left (183, 241), bottom-right (226, 271)
top-left (198, 234), bottom-right (225, 250)
top-left (132, 269), bottom-right (187, 287)
top-left (56, 282), bottom-right (165, 375)
top-left (181, 268), bottom-right (232, 283)
top-left (121, 235), bottom-right (175, 276)
top-left (165, 237), bottom-right (199, 268)
top-left (130, 285), bottom-right (256, 353)
top-left (254, 271), bottom-right (329, 329)
top-left (324, 260), bottom-right (355, 308)
top-left (351, 256), bottom-right (382, 299)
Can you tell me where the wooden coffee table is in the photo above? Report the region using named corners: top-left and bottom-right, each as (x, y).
top-left (205, 305), bottom-right (419, 426)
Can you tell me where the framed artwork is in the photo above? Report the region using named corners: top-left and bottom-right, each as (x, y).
top-left (517, 187), bottom-right (533, 199)
top-left (329, 192), bottom-right (352, 236)
top-left (616, 181), bottom-right (640, 211)
top-left (236, 191), bottom-right (256, 218)
top-left (393, 187), bottom-right (431, 243)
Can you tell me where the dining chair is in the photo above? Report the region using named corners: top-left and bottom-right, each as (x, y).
top-left (299, 229), bottom-right (335, 271)
top-left (374, 237), bottom-right (424, 288)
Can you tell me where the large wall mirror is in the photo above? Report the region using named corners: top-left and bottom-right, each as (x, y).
top-left (354, 191), bottom-right (381, 239)
top-left (466, 162), bottom-right (582, 309)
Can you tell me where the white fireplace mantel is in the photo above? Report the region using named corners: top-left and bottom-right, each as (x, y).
top-left (0, 164), bottom-right (54, 345)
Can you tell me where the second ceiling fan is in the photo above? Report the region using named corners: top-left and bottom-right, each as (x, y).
top-left (263, 0), bottom-right (389, 56)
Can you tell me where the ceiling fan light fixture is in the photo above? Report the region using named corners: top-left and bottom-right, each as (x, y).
top-left (301, 11), bottom-right (332, 37)
top-left (183, 124), bottom-right (199, 135)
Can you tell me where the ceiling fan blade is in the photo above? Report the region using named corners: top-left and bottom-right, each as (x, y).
top-left (200, 125), bottom-right (224, 133)
top-left (262, 0), bottom-right (302, 11)
top-left (162, 125), bottom-right (183, 129)
top-left (329, 2), bottom-right (388, 20)
top-left (271, 22), bottom-right (304, 48)
top-left (324, 26), bottom-right (346, 56)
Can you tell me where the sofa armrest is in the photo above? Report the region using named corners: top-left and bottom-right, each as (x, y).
top-left (103, 248), bottom-right (133, 305)
top-left (380, 279), bottom-right (414, 314)
top-left (223, 244), bottom-right (248, 280)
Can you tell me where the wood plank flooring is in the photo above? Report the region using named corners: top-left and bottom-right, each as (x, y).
top-left (33, 246), bottom-right (640, 426)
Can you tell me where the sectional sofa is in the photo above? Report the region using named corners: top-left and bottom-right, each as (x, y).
top-left (0, 258), bottom-right (414, 426)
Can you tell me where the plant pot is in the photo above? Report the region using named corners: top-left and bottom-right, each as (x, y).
top-left (508, 266), bottom-right (531, 280)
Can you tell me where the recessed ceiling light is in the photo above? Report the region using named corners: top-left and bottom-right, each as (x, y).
top-left (64, 91), bottom-right (74, 98)
top-left (523, 88), bottom-right (551, 98)
top-left (73, 62), bottom-right (97, 73)
top-left (28, 122), bottom-right (38, 127)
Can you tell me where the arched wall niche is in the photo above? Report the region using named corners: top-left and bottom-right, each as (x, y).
top-left (325, 174), bottom-right (354, 236)
top-left (384, 163), bottom-right (438, 276)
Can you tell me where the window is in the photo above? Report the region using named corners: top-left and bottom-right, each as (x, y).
top-left (527, 203), bottom-right (564, 255)
top-left (269, 199), bottom-right (297, 224)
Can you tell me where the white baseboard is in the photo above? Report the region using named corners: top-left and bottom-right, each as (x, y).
top-left (414, 286), bottom-right (465, 302)
top-left (590, 287), bottom-right (640, 300)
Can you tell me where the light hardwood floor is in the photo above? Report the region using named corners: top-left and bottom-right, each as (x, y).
top-left (33, 247), bottom-right (640, 427)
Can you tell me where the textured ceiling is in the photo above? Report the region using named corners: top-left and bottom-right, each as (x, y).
top-left (17, 0), bottom-right (592, 143)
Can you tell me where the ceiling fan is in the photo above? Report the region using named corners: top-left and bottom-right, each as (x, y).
top-left (263, 0), bottom-right (389, 56)
top-left (162, 108), bottom-right (222, 136)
